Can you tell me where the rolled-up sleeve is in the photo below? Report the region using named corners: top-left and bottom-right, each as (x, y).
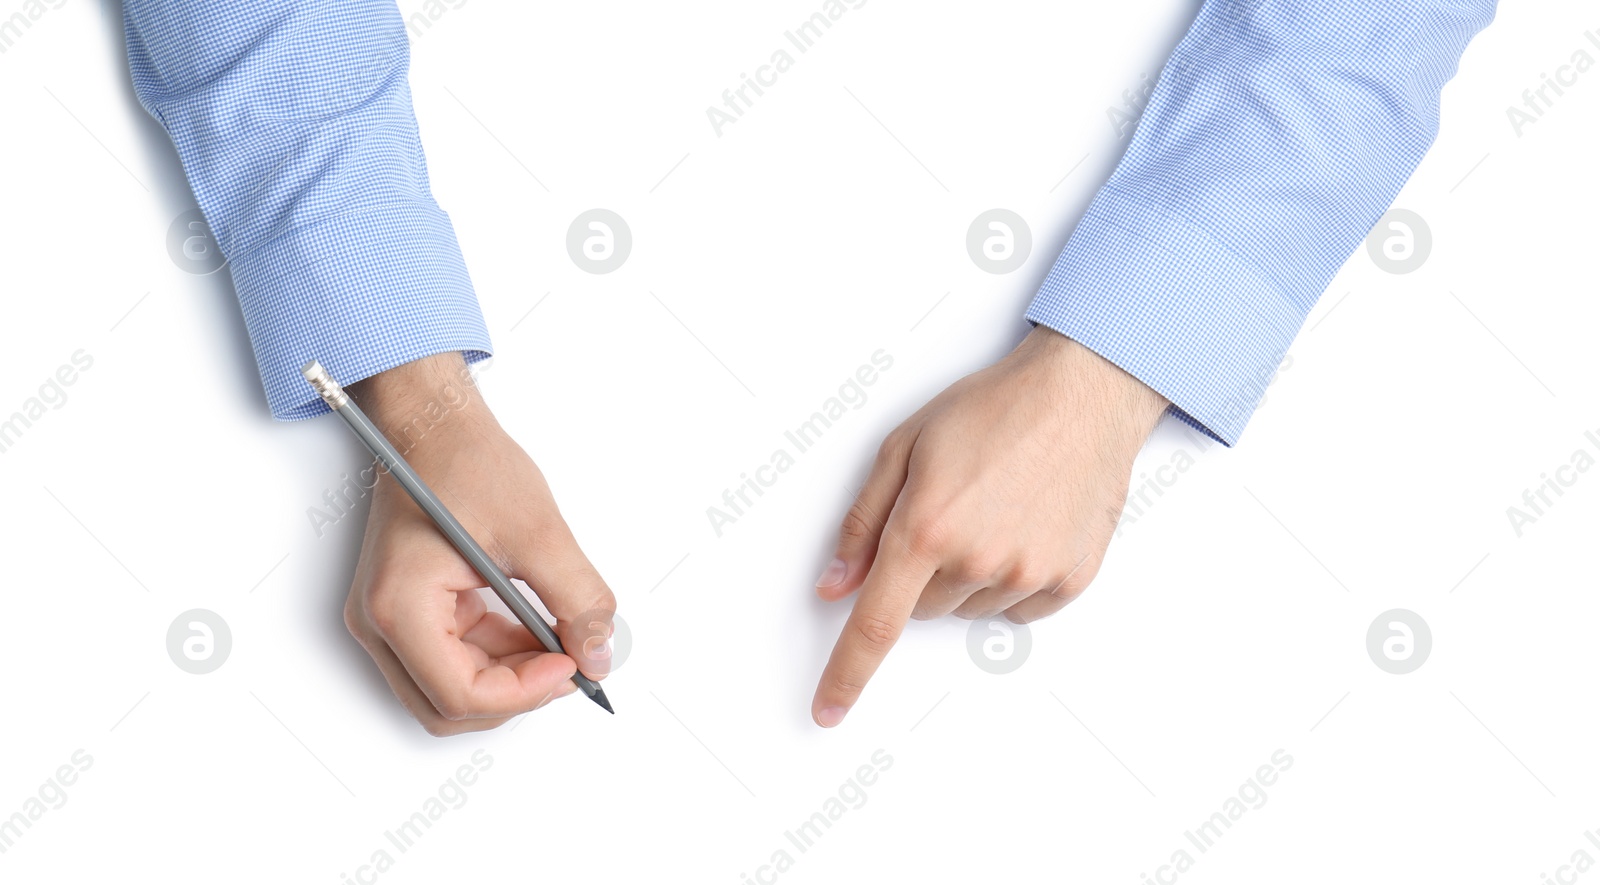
top-left (124, 1), bottom-right (491, 420)
top-left (1027, 0), bottom-right (1496, 444)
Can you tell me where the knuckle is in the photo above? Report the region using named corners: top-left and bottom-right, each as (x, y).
top-left (951, 555), bottom-right (998, 586)
top-left (876, 427), bottom-right (910, 463)
top-left (366, 593), bottom-right (403, 639)
top-left (1040, 591), bottom-right (1078, 618)
top-left (904, 510), bottom-right (951, 559)
top-left (583, 585), bottom-right (618, 621)
top-left (851, 612), bottom-right (901, 653)
top-left (838, 506), bottom-right (878, 548)
top-left (1003, 558), bottom-right (1046, 591)
top-left (1052, 561), bottom-right (1101, 603)
top-left (433, 693), bottom-right (472, 722)
top-left (1053, 581), bottom-right (1089, 606)
top-left (828, 672), bottom-right (867, 699)
top-left (420, 716), bottom-right (480, 738)
top-left (342, 598), bottom-right (364, 639)
top-left (420, 719), bottom-right (454, 738)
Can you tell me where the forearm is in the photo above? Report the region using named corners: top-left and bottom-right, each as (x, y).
top-left (1030, 0), bottom-right (1497, 444)
top-left (123, 0), bottom-right (491, 420)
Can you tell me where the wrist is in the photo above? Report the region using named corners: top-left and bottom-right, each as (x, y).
top-left (347, 352), bottom-right (500, 459)
top-left (1017, 325), bottom-right (1169, 436)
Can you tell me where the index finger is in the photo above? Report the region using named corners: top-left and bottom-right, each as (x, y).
top-left (812, 536), bottom-right (937, 728)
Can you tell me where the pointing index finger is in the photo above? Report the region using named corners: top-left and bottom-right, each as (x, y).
top-left (812, 536), bottom-right (936, 727)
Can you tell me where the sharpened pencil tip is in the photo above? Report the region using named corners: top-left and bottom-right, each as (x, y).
top-left (590, 687), bottom-right (614, 714)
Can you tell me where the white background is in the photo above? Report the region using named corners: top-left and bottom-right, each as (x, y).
top-left (1, 0), bottom-right (1596, 882)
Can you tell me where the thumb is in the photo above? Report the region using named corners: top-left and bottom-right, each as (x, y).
top-left (819, 428), bottom-right (916, 602)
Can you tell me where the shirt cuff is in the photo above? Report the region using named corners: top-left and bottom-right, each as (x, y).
top-left (1024, 185), bottom-right (1303, 446)
top-left (226, 199), bottom-right (492, 420)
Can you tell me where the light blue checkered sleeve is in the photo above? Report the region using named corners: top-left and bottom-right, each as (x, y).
top-left (123, 0), bottom-right (491, 420)
top-left (1027, 0), bottom-right (1496, 445)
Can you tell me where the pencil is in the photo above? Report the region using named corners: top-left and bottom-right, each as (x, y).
top-left (301, 360), bottom-right (613, 714)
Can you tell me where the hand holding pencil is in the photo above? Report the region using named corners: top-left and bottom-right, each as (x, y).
top-left (305, 353), bottom-right (617, 735)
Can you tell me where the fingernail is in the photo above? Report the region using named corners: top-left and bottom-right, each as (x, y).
top-left (583, 635), bottom-right (612, 663)
top-left (816, 558), bottom-right (847, 589)
top-left (817, 705), bottom-right (848, 728)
